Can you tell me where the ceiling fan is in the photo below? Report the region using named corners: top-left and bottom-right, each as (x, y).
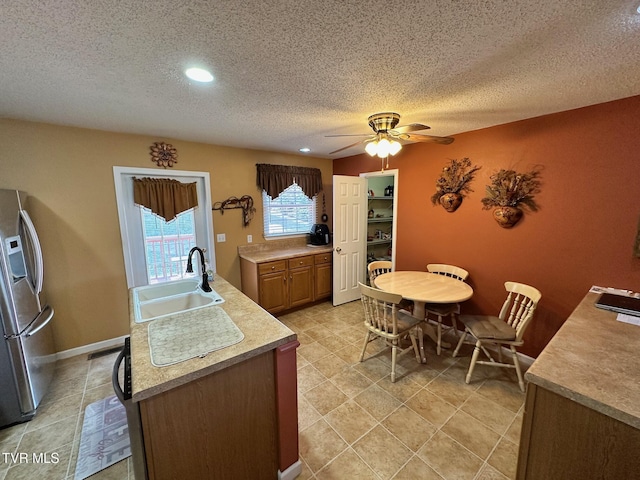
top-left (327, 112), bottom-right (454, 156)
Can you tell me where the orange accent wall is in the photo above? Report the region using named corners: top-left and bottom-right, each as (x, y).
top-left (334, 95), bottom-right (640, 357)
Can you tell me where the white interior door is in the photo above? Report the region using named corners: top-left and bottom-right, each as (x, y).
top-left (332, 175), bottom-right (366, 306)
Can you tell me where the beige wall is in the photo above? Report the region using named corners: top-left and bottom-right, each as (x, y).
top-left (1, 119), bottom-right (333, 352)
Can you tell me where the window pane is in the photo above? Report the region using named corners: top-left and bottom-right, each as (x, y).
top-left (263, 183), bottom-right (316, 237)
top-left (140, 208), bottom-right (197, 284)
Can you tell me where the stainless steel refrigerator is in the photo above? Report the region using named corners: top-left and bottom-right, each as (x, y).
top-left (0, 189), bottom-right (55, 428)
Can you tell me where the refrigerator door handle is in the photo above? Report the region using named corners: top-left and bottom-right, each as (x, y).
top-left (23, 305), bottom-right (54, 337)
top-left (19, 209), bottom-right (44, 295)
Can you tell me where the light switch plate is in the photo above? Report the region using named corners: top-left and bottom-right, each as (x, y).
top-left (217, 233), bottom-right (226, 242)
top-left (247, 235), bottom-right (252, 243)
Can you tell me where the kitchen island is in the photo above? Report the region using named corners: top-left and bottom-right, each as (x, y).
top-left (129, 274), bottom-right (300, 480)
top-left (517, 292), bottom-right (640, 479)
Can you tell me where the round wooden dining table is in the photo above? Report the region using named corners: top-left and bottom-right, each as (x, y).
top-left (374, 271), bottom-right (474, 348)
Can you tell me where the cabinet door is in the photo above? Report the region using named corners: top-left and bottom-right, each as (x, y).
top-left (289, 266), bottom-right (314, 308)
top-left (314, 263), bottom-right (332, 300)
top-left (314, 253), bottom-right (332, 301)
top-left (259, 271), bottom-right (288, 314)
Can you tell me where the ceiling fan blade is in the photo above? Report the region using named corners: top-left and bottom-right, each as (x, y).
top-left (329, 139), bottom-right (369, 155)
top-left (402, 133), bottom-right (455, 145)
top-left (325, 133), bottom-right (374, 138)
top-left (391, 123), bottom-right (431, 134)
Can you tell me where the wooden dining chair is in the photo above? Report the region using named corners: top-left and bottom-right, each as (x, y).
top-left (367, 260), bottom-right (393, 287)
top-left (368, 261), bottom-right (413, 312)
top-left (424, 264), bottom-right (469, 355)
top-left (452, 281), bottom-right (542, 392)
top-left (359, 282), bottom-right (425, 382)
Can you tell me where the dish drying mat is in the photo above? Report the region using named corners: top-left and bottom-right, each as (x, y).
top-left (148, 306), bottom-right (244, 367)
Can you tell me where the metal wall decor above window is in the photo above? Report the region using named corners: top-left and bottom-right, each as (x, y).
top-left (150, 142), bottom-right (178, 168)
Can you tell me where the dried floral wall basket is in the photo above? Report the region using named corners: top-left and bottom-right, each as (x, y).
top-left (439, 193), bottom-right (463, 212)
top-left (492, 206), bottom-right (523, 228)
top-left (430, 158), bottom-right (481, 213)
top-left (481, 167), bottom-right (542, 228)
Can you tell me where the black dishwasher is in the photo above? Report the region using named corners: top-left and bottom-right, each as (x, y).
top-left (112, 337), bottom-right (148, 480)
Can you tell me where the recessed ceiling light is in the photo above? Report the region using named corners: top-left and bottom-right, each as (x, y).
top-left (185, 67), bottom-right (214, 83)
top-left (637, 4), bottom-right (640, 13)
top-left (299, 147), bottom-right (311, 153)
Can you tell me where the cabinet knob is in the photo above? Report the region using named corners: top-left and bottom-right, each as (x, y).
top-left (271, 266), bottom-right (275, 270)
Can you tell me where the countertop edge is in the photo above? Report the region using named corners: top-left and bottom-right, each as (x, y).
top-left (525, 371), bottom-right (640, 429)
top-left (238, 245), bottom-right (332, 263)
top-left (524, 292), bottom-right (640, 430)
top-left (131, 333), bottom-right (296, 403)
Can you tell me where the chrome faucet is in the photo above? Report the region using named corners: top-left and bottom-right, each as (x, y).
top-left (186, 247), bottom-right (212, 292)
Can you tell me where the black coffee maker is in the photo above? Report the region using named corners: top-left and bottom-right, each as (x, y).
top-left (309, 224), bottom-right (331, 245)
top-left (384, 185), bottom-right (394, 197)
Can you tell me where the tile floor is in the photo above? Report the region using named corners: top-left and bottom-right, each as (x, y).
top-left (0, 299), bottom-right (526, 480)
top-left (0, 351), bottom-right (131, 480)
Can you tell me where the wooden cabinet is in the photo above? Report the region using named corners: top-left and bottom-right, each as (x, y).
top-left (516, 293), bottom-right (640, 479)
top-left (314, 253), bottom-right (332, 300)
top-left (140, 352), bottom-right (278, 480)
top-left (138, 341), bottom-right (300, 480)
top-left (517, 384), bottom-right (640, 479)
top-left (241, 252), bottom-right (331, 314)
top-left (257, 261), bottom-right (288, 313)
top-left (287, 256), bottom-right (314, 308)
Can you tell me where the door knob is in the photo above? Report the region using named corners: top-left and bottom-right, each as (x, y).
top-left (335, 247), bottom-right (342, 253)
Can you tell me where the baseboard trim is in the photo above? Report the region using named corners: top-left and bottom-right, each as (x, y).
top-left (56, 335), bottom-right (129, 361)
top-left (278, 460), bottom-right (302, 480)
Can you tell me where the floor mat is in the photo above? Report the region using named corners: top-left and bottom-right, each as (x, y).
top-left (74, 394), bottom-right (131, 480)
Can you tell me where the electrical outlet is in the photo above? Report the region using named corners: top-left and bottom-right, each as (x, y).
top-left (216, 233), bottom-right (226, 242)
top-left (247, 235), bottom-right (252, 243)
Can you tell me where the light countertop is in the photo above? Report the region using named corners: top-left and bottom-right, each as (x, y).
top-left (238, 237), bottom-right (332, 264)
top-left (129, 274), bottom-right (296, 402)
top-left (525, 292), bottom-right (640, 429)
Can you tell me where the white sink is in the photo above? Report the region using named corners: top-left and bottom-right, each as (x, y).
top-left (135, 279), bottom-right (202, 301)
top-left (133, 279), bottom-right (224, 323)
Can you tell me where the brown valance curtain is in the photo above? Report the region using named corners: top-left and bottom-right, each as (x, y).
top-left (256, 164), bottom-right (323, 199)
top-left (133, 177), bottom-right (198, 221)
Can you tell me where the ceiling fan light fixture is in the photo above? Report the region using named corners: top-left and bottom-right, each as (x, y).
top-left (365, 137), bottom-right (402, 158)
top-left (365, 141), bottom-right (378, 156)
top-left (389, 140), bottom-right (402, 156)
top-left (377, 138), bottom-right (391, 157)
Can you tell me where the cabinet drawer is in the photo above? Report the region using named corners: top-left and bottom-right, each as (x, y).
top-left (314, 253), bottom-right (331, 265)
top-left (258, 260), bottom-right (287, 275)
top-left (287, 256), bottom-right (313, 269)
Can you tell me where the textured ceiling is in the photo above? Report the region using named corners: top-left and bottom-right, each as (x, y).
top-left (2, 1), bottom-right (640, 158)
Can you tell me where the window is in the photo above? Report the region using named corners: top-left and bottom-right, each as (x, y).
top-left (263, 183), bottom-right (316, 237)
top-left (141, 208), bottom-right (196, 283)
top-left (113, 167), bottom-right (215, 288)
